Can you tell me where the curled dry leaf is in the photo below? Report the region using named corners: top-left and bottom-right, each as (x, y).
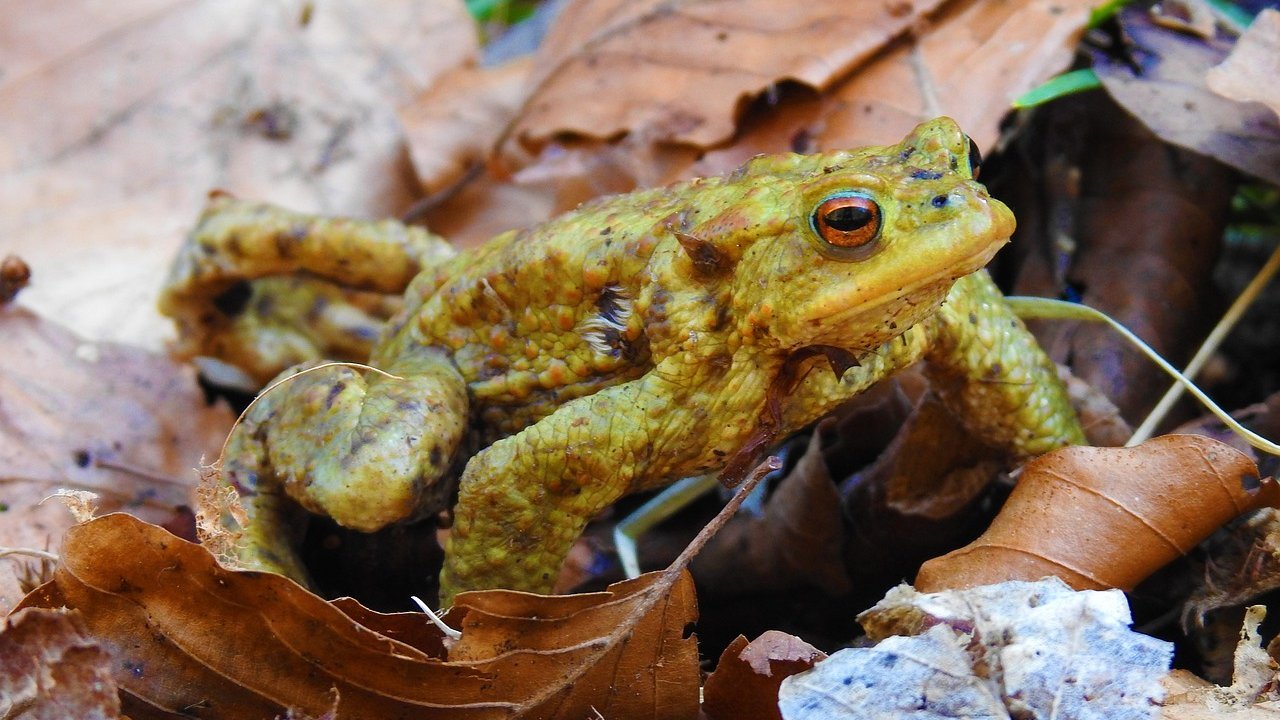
top-left (14, 512), bottom-right (701, 719)
top-left (915, 434), bottom-right (1280, 593)
top-left (703, 631), bottom-right (826, 720)
top-left (0, 309), bottom-right (232, 611)
top-left (0, 607), bottom-right (119, 719)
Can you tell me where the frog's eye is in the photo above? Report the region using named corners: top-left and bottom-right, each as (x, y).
top-left (967, 135), bottom-right (982, 178)
top-left (812, 193), bottom-right (881, 255)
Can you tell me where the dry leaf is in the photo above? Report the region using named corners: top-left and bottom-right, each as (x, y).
top-left (703, 631), bottom-right (826, 720)
top-left (692, 433), bottom-right (851, 598)
top-left (507, 0), bottom-right (949, 152)
top-left (915, 435), bottom-right (1280, 593)
top-left (13, 511), bottom-right (702, 719)
top-left (1004, 94), bottom-right (1234, 422)
top-left (0, 0), bottom-right (476, 351)
top-left (0, 308), bottom-right (232, 611)
top-left (0, 607), bottom-right (119, 719)
top-left (400, 56), bottom-right (536, 196)
top-left (1206, 9), bottom-right (1280, 120)
top-left (1091, 8), bottom-right (1280, 186)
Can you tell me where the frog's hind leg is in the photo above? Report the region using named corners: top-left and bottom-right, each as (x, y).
top-left (159, 194), bottom-right (456, 385)
top-left (224, 348), bottom-right (469, 584)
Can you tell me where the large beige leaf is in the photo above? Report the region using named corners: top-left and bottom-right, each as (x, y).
top-left (0, 0), bottom-right (476, 351)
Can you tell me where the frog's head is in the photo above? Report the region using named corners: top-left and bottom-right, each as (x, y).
top-left (725, 117), bottom-right (1015, 354)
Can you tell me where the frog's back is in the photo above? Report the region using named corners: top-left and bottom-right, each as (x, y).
top-left (376, 185), bottom-right (691, 433)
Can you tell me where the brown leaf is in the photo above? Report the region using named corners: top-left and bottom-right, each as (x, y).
top-left (692, 433), bottom-right (851, 598)
top-left (506, 0), bottom-right (949, 152)
top-left (684, 0), bottom-right (1096, 176)
top-left (703, 631), bottom-right (826, 720)
top-left (1091, 8), bottom-right (1280, 185)
top-left (915, 435), bottom-right (1280, 593)
top-left (0, 308), bottom-right (232, 612)
top-left (13, 510), bottom-right (703, 718)
top-left (0, 0), bottom-right (476, 351)
top-left (1004, 94), bottom-right (1233, 422)
top-left (1206, 9), bottom-right (1280, 121)
top-left (400, 57), bottom-right (535, 196)
top-left (0, 607), bottom-right (120, 719)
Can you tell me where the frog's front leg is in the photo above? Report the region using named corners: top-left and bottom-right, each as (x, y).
top-left (438, 356), bottom-right (744, 605)
top-left (922, 270), bottom-right (1087, 454)
top-left (225, 346), bottom-right (469, 583)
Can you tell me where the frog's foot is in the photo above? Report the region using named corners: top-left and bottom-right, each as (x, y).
top-left (159, 194), bottom-right (456, 385)
top-left (224, 350), bottom-right (469, 583)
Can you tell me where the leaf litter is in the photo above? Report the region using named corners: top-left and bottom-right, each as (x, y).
top-left (4, 0), bottom-right (1280, 717)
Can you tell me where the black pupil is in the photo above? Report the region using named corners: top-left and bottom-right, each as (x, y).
top-left (824, 205), bottom-right (872, 232)
top-left (967, 136), bottom-right (982, 176)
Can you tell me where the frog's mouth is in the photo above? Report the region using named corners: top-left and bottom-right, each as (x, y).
top-left (803, 239), bottom-right (1005, 342)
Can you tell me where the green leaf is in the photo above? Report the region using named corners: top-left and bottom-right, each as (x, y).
top-left (1013, 69), bottom-right (1101, 109)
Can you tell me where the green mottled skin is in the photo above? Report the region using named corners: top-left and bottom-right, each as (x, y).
top-left (160, 119), bottom-right (1086, 605)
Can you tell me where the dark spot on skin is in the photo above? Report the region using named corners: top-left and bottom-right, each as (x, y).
top-left (910, 169), bottom-right (943, 180)
top-left (706, 352), bottom-right (732, 376)
top-left (888, 321), bottom-right (897, 330)
top-left (985, 362), bottom-right (1003, 380)
top-left (597, 285), bottom-right (628, 326)
top-left (275, 233), bottom-right (296, 260)
top-left (675, 226), bottom-right (727, 274)
top-left (931, 195), bottom-right (948, 208)
top-left (711, 302), bottom-right (731, 331)
top-left (226, 233), bottom-right (244, 257)
top-left (950, 156), bottom-right (959, 171)
top-left (212, 280), bottom-right (253, 316)
top-left (600, 226), bottom-right (612, 236)
top-left (716, 31), bottom-right (728, 41)
top-left (429, 446), bottom-right (443, 469)
top-left (968, 312), bottom-right (978, 325)
top-left (900, 147), bottom-right (915, 160)
top-left (73, 449), bottom-right (91, 468)
top-left (622, 332), bottom-right (651, 365)
top-left (712, 449), bottom-right (726, 457)
top-left (325, 381), bottom-right (346, 409)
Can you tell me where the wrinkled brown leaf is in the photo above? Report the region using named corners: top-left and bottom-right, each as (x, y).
top-left (1206, 9), bottom-right (1280, 121)
top-left (507, 0), bottom-right (949, 152)
top-left (916, 435), bottom-right (1280, 593)
top-left (0, 607), bottom-right (119, 719)
top-left (1091, 8), bottom-right (1280, 185)
top-left (703, 631), bottom-right (826, 720)
top-left (696, 0), bottom-right (1097, 174)
top-left (0, 309), bottom-right (231, 612)
top-left (1, 0), bottom-right (476, 351)
top-left (14, 512), bottom-right (702, 719)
